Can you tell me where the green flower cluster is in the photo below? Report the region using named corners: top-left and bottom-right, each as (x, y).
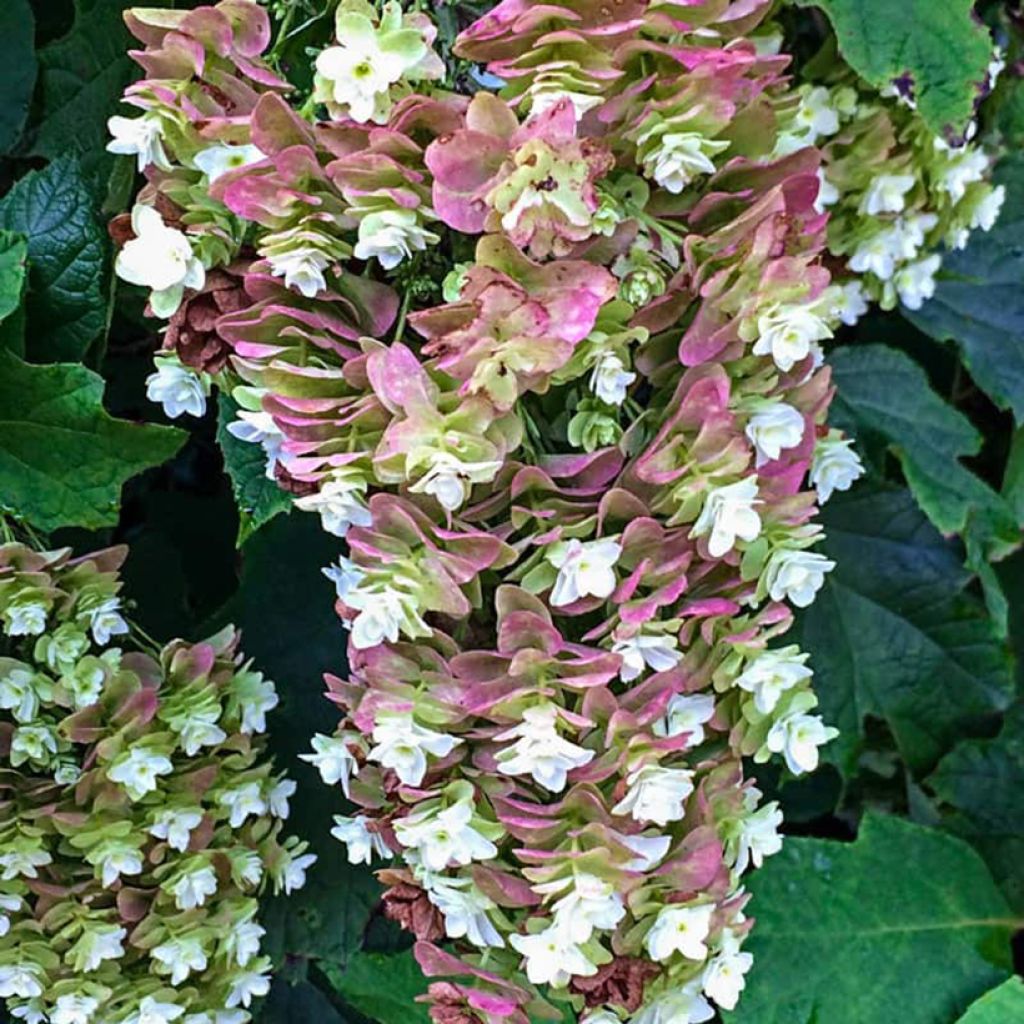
top-left (0, 543), bottom-right (312, 1024)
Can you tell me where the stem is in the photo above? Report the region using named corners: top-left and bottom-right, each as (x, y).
top-left (393, 287), bottom-right (412, 343)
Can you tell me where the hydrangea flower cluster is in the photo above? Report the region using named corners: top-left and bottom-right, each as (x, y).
top-left (770, 55), bottom-right (1007, 316)
top-left (106, 1), bottom-right (1004, 1021)
top-left (0, 541), bottom-right (312, 1024)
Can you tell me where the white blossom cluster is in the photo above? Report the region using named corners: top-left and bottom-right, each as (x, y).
top-left (0, 543), bottom-right (313, 1024)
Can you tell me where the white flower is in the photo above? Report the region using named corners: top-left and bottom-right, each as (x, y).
top-left (509, 924), bottom-right (599, 987)
top-left (107, 113), bottom-right (171, 171)
top-left (10, 724), bottom-right (57, 767)
top-left (547, 537), bottom-right (623, 607)
top-left (813, 168), bottom-right (839, 214)
top-left (796, 86), bottom-right (840, 139)
top-left (900, 212), bottom-right (938, 257)
top-left (970, 184), bottom-right (1005, 231)
top-left (150, 807), bottom-right (203, 853)
top-left (766, 706), bottom-right (837, 774)
top-left (824, 280), bottom-right (869, 327)
top-left (107, 747), bottom-right (174, 800)
top-left (302, 733), bottom-right (361, 796)
top-left (644, 903), bottom-right (715, 962)
top-left (744, 401), bottom-right (805, 466)
top-left (353, 208), bottom-right (440, 269)
top-left (368, 711), bottom-right (460, 786)
top-left (51, 994), bottom-right (101, 1024)
top-left (323, 556), bottom-right (365, 601)
top-left (229, 848), bottom-right (264, 889)
top-left (0, 965), bottom-right (44, 999)
top-left (754, 303), bottom-right (833, 372)
top-left (116, 205), bottom-right (205, 318)
top-left (702, 931), bottom-right (754, 1010)
top-left (295, 475), bottom-right (372, 537)
top-left (0, 847), bottom-right (51, 880)
top-left (733, 800), bottom-right (784, 874)
top-left (408, 452), bottom-right (503, 511)
top-left (612, 632), bottom-right (682, 683)
top-left (316, 21), bottom-right (410, 124)
top-left (8, 998), bottom-right (46, 1024)
top-left (95, 842), bottom-right (143, 887)
top-left (171, 865), bottom-right (218, 910)
top-left (127, 1000), bottom-right (185, 1024)
top-left (177, 707), bottom-right (228, 756)
top-left (218, 782), bottom-right (268, 828)
top-left (763, 548), bottom-right (835, 607)
top-left (619, 831), bottom-right (673, 871)
top-left (226, 410), bottom-right (286, 480)
top-left (266, 246), bottom-right (330, 298)
top-left (529, 83), bottom-right (604, 119)
top-left (641, 130), bottom-right (729, 194)
top-left (849, 225), bottom-right (907, 281)
top-left (425, 875), bottom-right (504, 948)
top-left (590, 352), bottom-right (637, 406)
top-left (656, 692), bottom-right (716, 745)
top-left (233, 670), bottom-right (279, 735)
top-left (0, 893), bottom-right (20, 937)
top-left (2, 599), bottom-right (47, 636)
top-left (153, 934), bottom-right (209, 985)
top-left (69, 923), bottom-right (126, 972)
top-left (810, 433), bottom-right (864, 503)
top-left (540, 872), bottom-right (625, 943)
top-left (938, 148), bottom-right (988, 203)
top-left (146, 356), bottom-right (209, 419)
top-left (82, 597), bottom-right (129, 645)
top-left (393, 799), bottom-right (498, 872)
top-left (226, 969), bottom-right (271, 1009)
top-left (225, 920), bottom-right (266, 968)
top-left (736, 647), bottom-right (813, 715)
top-left (895, 254), bottom-right (942, 310)
top-left (346, 585), bottom-right (418, 650)
top-left (0, 667), bottom-right (38, 723)
top-left (194, 142), bottom-right (264, 182)
top-left (268, 778), bottom-right (296, 819)
top-left (331, 814), bottom-right (390, 865)
top-left (495, 703), bottom-right (594, 792)
top-left (633, 983), bottom-right (715, 1024)
top-left (859, 173), bottom-right (915, 215)
top-left (691, 478), bottom-right (762, 557)
top-left (612, 764), bottom-right (695, 826)
top-left (278, 850), bottom-right (317, 894)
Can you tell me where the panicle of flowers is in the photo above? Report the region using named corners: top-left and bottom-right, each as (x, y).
top-left (0, 541), bottom-right (311, 1024)
top-left (103, 1), bottom-right (1013, 1021)
top-left (773, 55), bottom-right (1007, 317)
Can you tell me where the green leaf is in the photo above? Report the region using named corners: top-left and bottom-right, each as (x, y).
top-left (212, 514), bottom-right (380, 967)
top-left (217, 395), bottom-right (294, 542)
top-left (907, 155), bottom-right (1024, 424)
top-left (0, 231), bottom-right (28, 356)
top-left (794, 485), bottom-right (1013, 777)
top-left (955, 978), bottom-right (1024, 1023)
top-left (259, 978), bottom-right (352, 1024)
top-left (929, 703), bottom-right (1024, 914)
top-left (794, 0), bottom-right (993, 135)
top-left (323, 951), bottom-right (431, 1024)
top-left (0, 157), bottom-right (110, 363)
top-left (0, 0), bottom-right (37, 155)
top-left (31, 0), bottom-right (138, 181)
top-left (725, 814), bottom-right (1018, 1024)
top-left (829, 344), bottom-right (1017, 554)
top-left (0, 348), bottom-right (186, 531)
